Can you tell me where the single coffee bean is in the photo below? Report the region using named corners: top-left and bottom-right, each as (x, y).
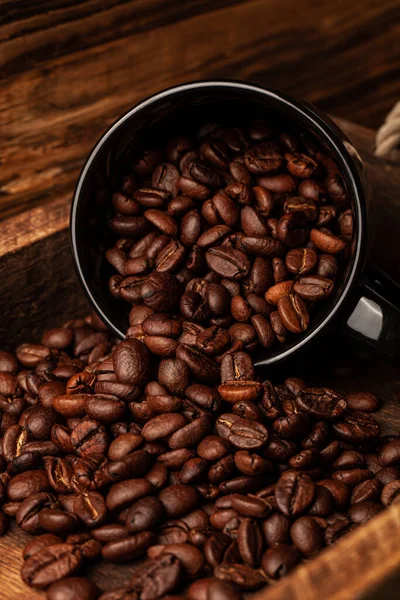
top-left (228, 419), bottom-right (268, 450)
top-left (261, 544), bottom-right (300, 580)
top-left (348, 501), bottom-right (382, 524)
top-left (346, 392), bottom-right (380, 412)
top-left (332, 412), bottom-right (380, 443)
top-left (295, 387), bottom-right (347, 420)
top-left (113, 339), bottom-right (152, 387)
top-left (277, 294), bottom-right (309, 334)
top-left (310, 228), bottom-right (346, 254)
top-left (7, 470), bottom-right (50, 502)
top-left (237, 518), bottom-right (263, 567)
top-left (101, 531), bottom-right (155, 563)
top-left (46, 577), bottom-right (100, 600)
top-left (275, 471), bottom-right (315, 516)
top-left (214, 562), bottom-right (266, 590)
top-left (158, 484), bottom-right (199, 518)
top-left (21, 543), bottom-right (82, 589)
top-left (39, 508), bottom-right (77, 536)
top-left (23, 534), bottom-right (64, 560)
top-left (176, 344), bottom-right (219, 383)
top-left (318, 479), bottom-right (349, 508)
top-left (290, 516), bottom-right (324, 556)
top-left (351, 478), bottom-right (382, 504)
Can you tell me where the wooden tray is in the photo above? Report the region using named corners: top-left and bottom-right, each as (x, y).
top-left (1, 117), bottom-right (400, 599)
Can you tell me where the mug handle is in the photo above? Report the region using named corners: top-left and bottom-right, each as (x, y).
top-left (343, 265), bottom-right (400, 359)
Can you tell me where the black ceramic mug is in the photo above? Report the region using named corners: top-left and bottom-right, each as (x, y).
top-left (70, 80), bottom-right (400, 367)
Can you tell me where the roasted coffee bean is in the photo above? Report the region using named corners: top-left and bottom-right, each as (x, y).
top-left (351, 479), bottom-right (382, 504)
top-left (108, 432), bottom-right (144, 461)
top-left (129, 553), bottom-right (182, 598)
top-left (333, 450), bottom-right (365, 470)
top-left (262, 513), bottom-right (291, 546)
top-left (21, 543), bottom-right (82, 589)
top-left (74, 491), bottom-right (107, 528)
top-left (318, 479), bottom-right (349, 508)
top-left (142, 413), bottom-right (187, 441)
top-left (158, 484), bottom-right (199, 518)
top-left (168, 414), bottom-right (211, 449)
top-left (232, 399), bottom-right (262, 421)
top-left (244, 142), bottom-right (283, 175)
top-left (85, 396), bottom-right (126, 423)
top-left (333, 412), bottom-right (380, 443)
top-left (113, 340), bottom-right (152, 387)
top-left (228, 419), bottom-right (268, 450)
top-left (277, 294), bottom-right (309, 334)
top-left (348, 501), bottom-right (382, 523)
top-left (125, 496), bottom-right (164, 533)
top-left (38, 508), bottom-right (77, 535)
top-left (234, 450), bottom-right (272, 476)
top-left (375, 467), bottom-right (400, 485)
top-left (148, 543), bottom-right (204, 579)
top-left (46, 577), bottom-right (100, 600)
top-left (218, 381), bottom-right (262, 404)
top-left (308, 485), bottom-right (335, 516)
top-left (346, 392), bottom-right (380, 412)
top-left (380, 440), bottom-right (400, 466)
top-left (206, 247), bottom-right (250, 281)
top-left (214, 562), bottom-right (266, 590)
top-left (186, 385), bottom-right (221, 411)
top-left (23, 534), bottom-right (64, 560)
top-left (310, 228), bottom-right (346, 254)
top-left (8, 470), bottom-right (50, 501)
top-left (70, 419), bottom-right (109, 456)
top-left (290, 516), bottom-right (324, 556)
top-left (333, 469), bottom-right (373, 487)
top-left (106, 478), bottom-right (155, 512)
top-left (295, 387), bottom-right (347, 420)
top-left (16, 492), bottom-right (58, 534)
top-left (237, 518), bottom-right (263, 567)
top-left (275, 471), bottom-right (315, 516)
top-left (261, 544), bottom-right (300, 580)
top-left (381, 481), bottom-right (400, 506)
top-left (302, 421), bottom-right (330, 449)
top-left (324, 518), bottom-right (355, 546)
top-left (231, 494), bottom-right (271, 518)
top-left (220, 351), bottom-right (254, 383)
top-left (176, 344), bottom-right (219, 383)
top-left (102, 531), bottom-right (155, 563)
top-left (293, 275), bottom-right (334, 301)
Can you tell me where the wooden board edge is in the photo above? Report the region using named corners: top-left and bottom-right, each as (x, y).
top-left (256, 503), bottom-right (400, 600)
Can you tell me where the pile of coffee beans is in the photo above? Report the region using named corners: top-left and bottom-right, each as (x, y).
top-left (1, 309), bottom-right (399, 600)
top-left (106, 120), bottom-right (354, 351)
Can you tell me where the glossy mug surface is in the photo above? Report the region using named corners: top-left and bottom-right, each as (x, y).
top-left (71, 80), bottom-right (373, 367)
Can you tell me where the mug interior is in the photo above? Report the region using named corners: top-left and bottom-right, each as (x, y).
top-left (71, 82), bottom-right (366, 367)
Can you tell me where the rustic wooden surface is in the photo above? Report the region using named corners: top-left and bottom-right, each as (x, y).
top-left (0, 117), bottom-right (400, 597)
top-left (1, 0), bottom-right (400, 220)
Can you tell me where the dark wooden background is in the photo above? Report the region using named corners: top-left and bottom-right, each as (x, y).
top-left (1, 0), bottom-right (400, 221)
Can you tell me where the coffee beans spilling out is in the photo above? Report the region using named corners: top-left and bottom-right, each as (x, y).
top-left (106, 120), bottom-right (354, 352)
top-left (1, 308), bottom-right (398, 600)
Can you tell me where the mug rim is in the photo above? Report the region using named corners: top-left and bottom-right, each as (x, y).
top-left (70, 79), bottom-right (367, 366)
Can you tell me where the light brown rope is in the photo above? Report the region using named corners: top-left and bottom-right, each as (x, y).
top-left (375, 101), bottom-right (400, 160)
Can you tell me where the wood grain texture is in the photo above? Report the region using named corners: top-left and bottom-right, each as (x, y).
top-left (0, 118), bottom-right (400, 598)
top-left (1, 0), bottom-right (400, 219)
